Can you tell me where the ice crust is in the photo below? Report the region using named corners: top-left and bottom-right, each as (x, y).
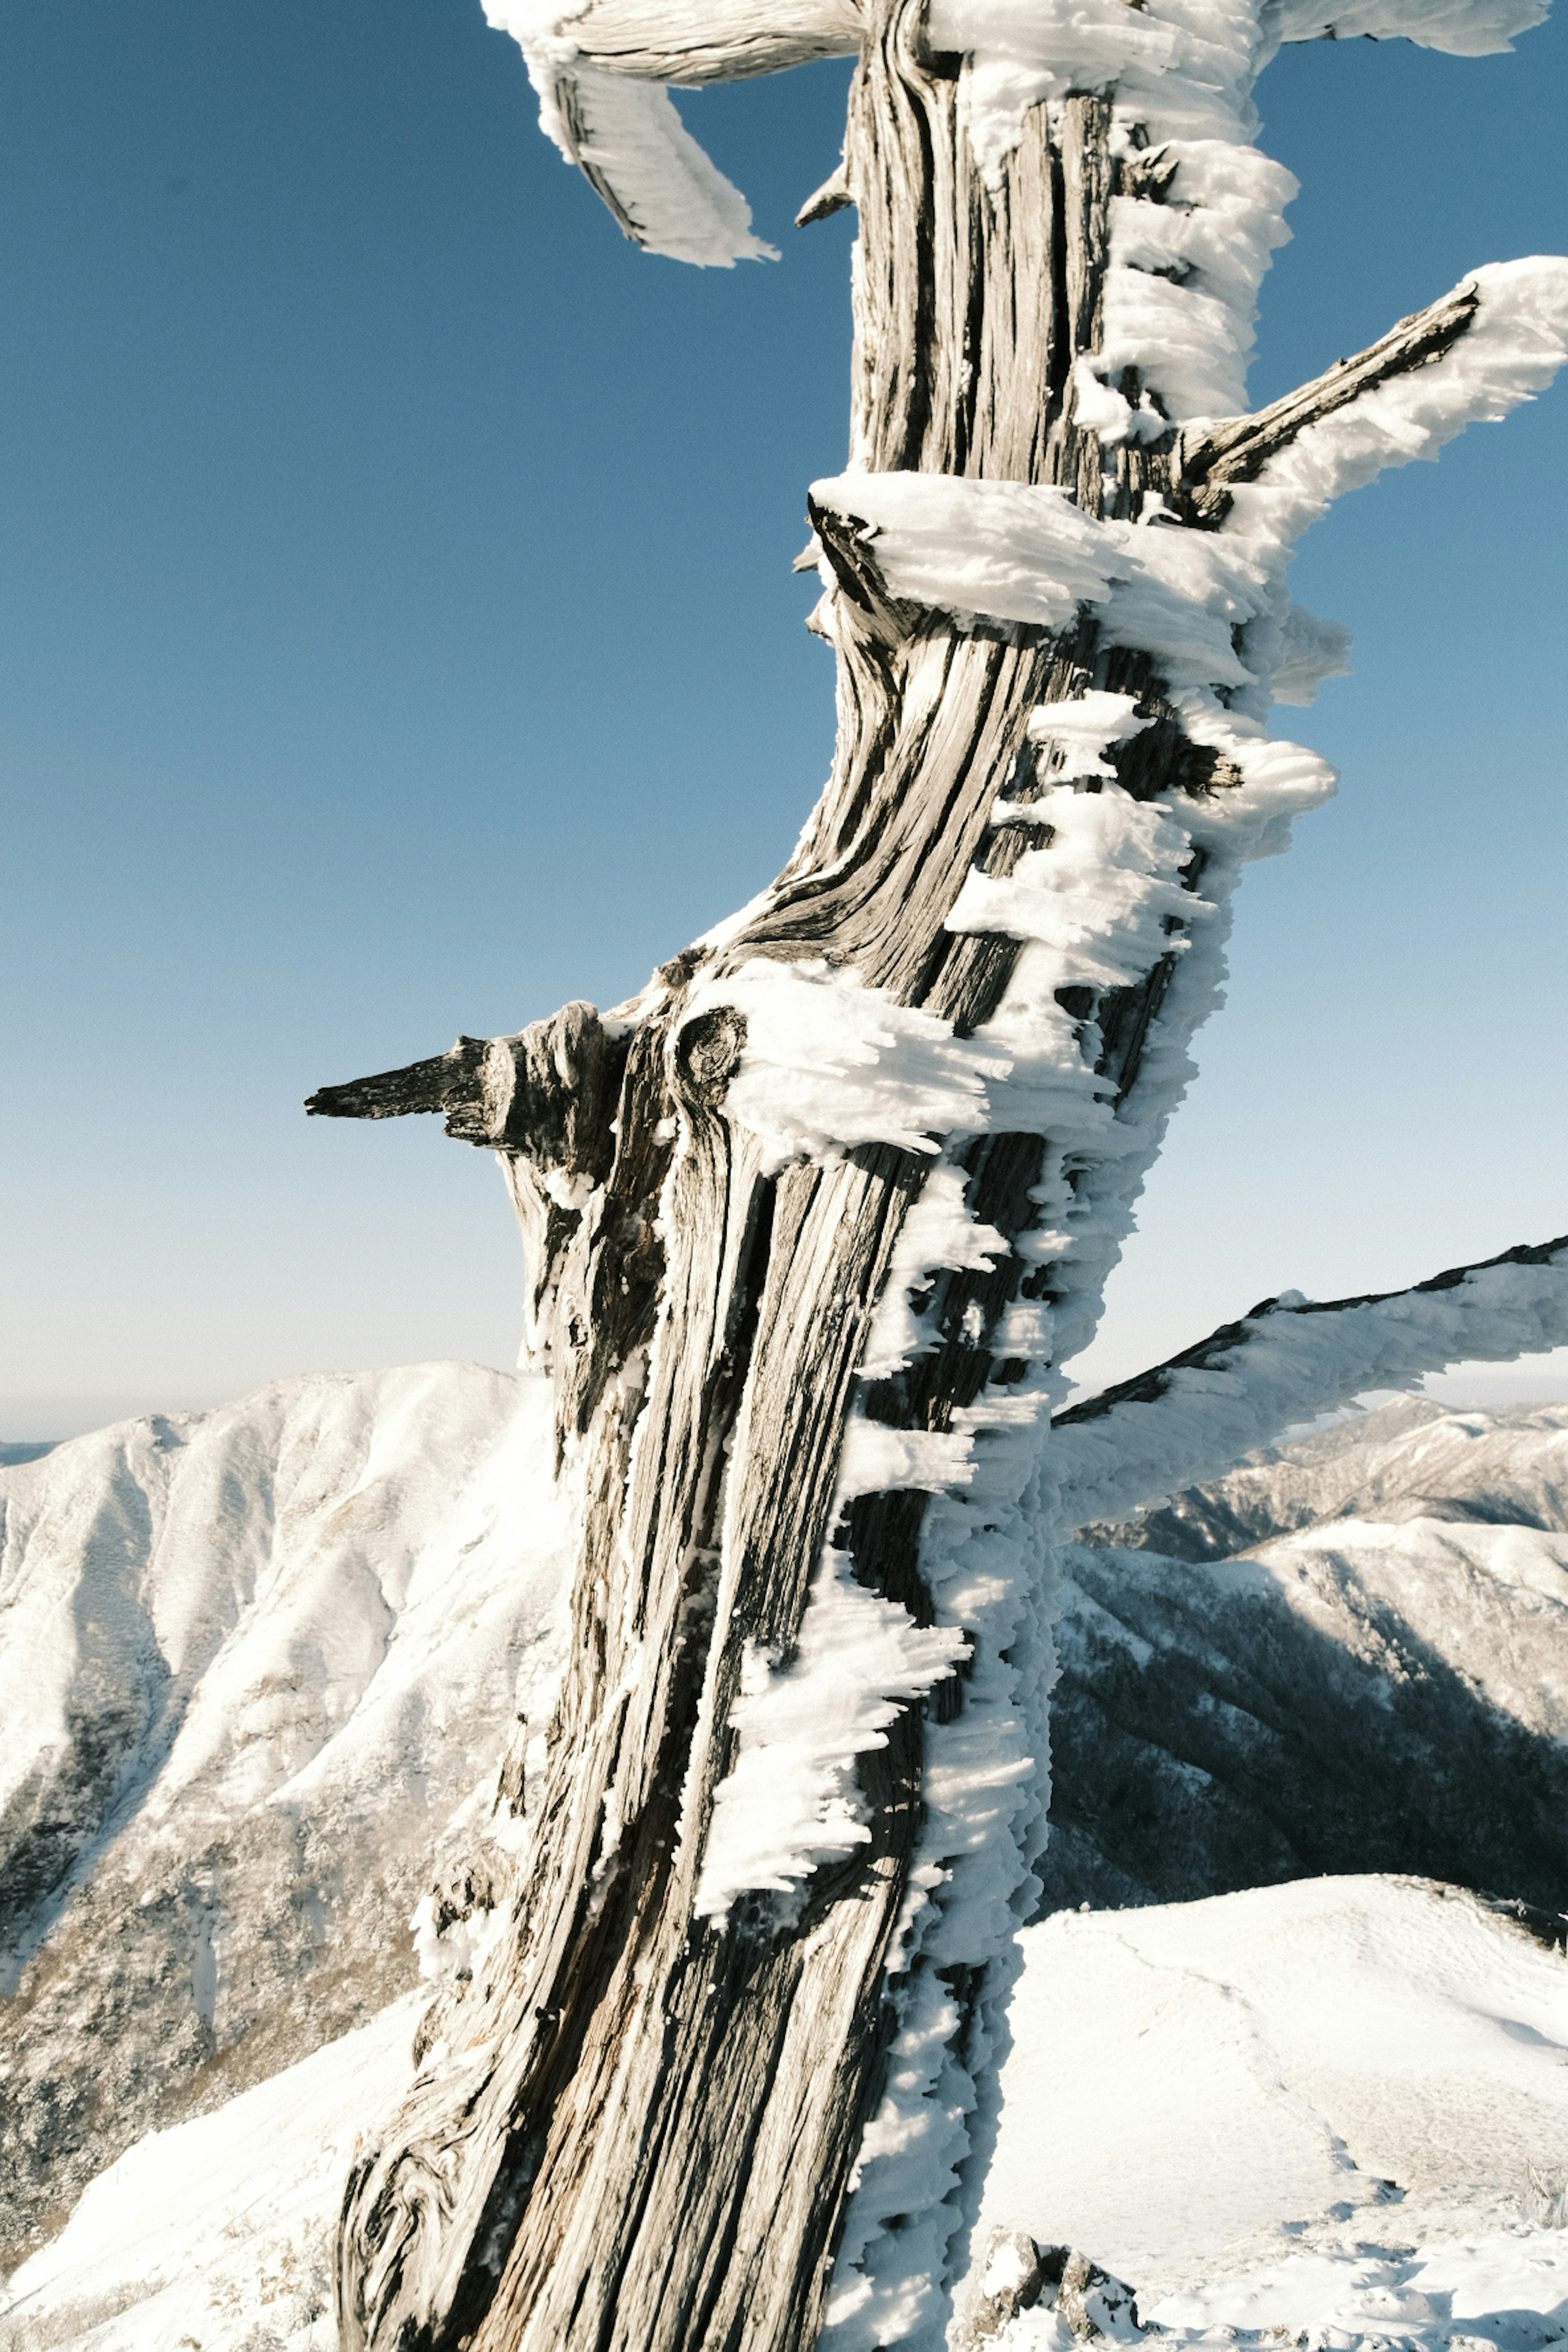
top-left (924, 0), bottom-right (1552, 429)
top-left (682, 956), bottom-right (1008, 1170)
top-left (684, 685), bottom-right (1341, 2350)
top-left (693, 1555), bottom-right (969, 1924)
top-left (689, 286), bottom-right (1568, 2316)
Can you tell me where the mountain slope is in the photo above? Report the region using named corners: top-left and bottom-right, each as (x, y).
top-left (0, 1363), bottom-right (574, 2264)
top-left (1040, 1398), bottom-right (1568, 1918)
top-left (4, 1378), bottom-right (1566, 2282)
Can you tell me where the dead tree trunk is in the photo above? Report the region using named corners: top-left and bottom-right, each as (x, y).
top-left (313, 1), bottom-right (1568, 2344)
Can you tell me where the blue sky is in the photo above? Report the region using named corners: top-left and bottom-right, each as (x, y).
top-left (2, 0), bottom-right (1566, 1435)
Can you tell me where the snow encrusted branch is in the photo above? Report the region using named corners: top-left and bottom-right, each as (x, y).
top-left (1051, 1233), bottom-right (1568, 1530)
top-left (811, 259), bottom-right (1568, 714)
top-left (1262, 0), bottom-right (1548, 52)
top-left (477, 0), bottom-right (866, 263)
top-left (1209, 259), bottom-right (1568, 532)
top-left (479, 0), bottom-right (1552, 275)
top-left (487, 0), bottom-right (864, 85)
top-left (1176, 278), bottom-right (1483, 517)
top-left (519, 51), bottom-right (777, 263)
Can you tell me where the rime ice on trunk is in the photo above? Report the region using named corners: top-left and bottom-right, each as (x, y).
top-left (314, 0), bottom-right (1568, 2344)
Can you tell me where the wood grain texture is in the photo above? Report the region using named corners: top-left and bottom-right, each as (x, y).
top-left (326, 9), bottom-right (1488, 2343)
top-left (554, 0), bottom-right (864, 83)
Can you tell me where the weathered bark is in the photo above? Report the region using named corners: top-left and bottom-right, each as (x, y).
top-left (546, 0), bottom-right (863, 84)
top-left (317, 14), bottom-right (1503, 2350)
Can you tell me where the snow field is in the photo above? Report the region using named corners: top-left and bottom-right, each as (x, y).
top-left (973, 1877), bottom-right (1568, 2352)
top-left (6, 1876), bottom-right (1564, 2352)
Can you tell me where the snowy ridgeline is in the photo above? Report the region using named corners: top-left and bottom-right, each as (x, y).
top-left (4, 1872), bottom-right (1566, 2352)
top-left (3, 1367), bottom-right (1568, 2345)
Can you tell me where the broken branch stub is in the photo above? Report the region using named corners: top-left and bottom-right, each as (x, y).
top-left (307, 1000), bottom-right (626, 1184)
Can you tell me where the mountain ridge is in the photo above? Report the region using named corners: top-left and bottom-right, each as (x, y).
top-left (3, 1370), bottom-right (1565, 2279)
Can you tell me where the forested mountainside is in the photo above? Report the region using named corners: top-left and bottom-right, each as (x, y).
top-left (1044, 1396), bottom-right (1568, 1916)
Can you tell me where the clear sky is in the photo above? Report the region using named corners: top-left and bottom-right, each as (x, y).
top-left (3, 0), bottom-right (1566, 1438)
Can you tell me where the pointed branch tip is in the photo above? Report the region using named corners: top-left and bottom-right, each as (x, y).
top-left (796, 167), bottom-right (852, 228)
top-left (305, 1002), bottom-right (628, 1185)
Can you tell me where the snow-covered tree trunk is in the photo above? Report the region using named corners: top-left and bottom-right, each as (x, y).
top-left (315, 1), bottom-right (1568, 2345)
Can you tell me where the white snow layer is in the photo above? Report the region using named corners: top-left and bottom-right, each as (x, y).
top-left (10, 1873), bottom-right (1567, 2352)
top-left (970, 1874), bottom-right (1568, 2335)
top-left (1265, 0), bottom-right (1550, 52)
top-left (480, 3), bottom-right (775, 264)
top-left (0, 1993), bottom-right (425, 2350)
top-left (1054, 1246), bottom-right (1568, 1532)
top-left (0, 1363), bottom-right (574, 1910)
top-left (683, 956), bottom-right (1009, 1169)
top-left (693, 1553), bottom-right (969, 1923)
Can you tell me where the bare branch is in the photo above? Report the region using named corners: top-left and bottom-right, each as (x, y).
top-left (305, 1036), bottom-right (488, 1125)
top-left (796, 163), bottom-right (853, 226)
top-left (547, 0), bottom-right (863, 85)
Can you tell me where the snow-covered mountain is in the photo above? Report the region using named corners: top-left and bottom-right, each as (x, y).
top-left (0, 1364), bottom-right (575, 2265)
top-left (2, 1369), bottom-right (1565, 2334)
top-left (6, 1875), bottom-right (1564, 2352)
top-left (1043, 1396), bottom-right (1568, 1918)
